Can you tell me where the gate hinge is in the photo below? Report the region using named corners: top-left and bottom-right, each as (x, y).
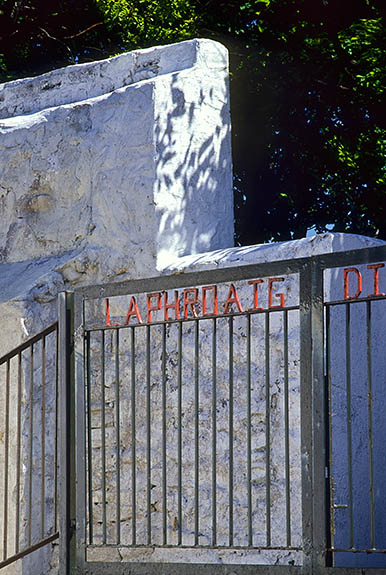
top-left (69, 518), bottom-right (76, 536)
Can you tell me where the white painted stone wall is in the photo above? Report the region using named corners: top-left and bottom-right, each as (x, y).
top-left (0, 38), bottom-right (233, 575)
top-left (0, 35), bottom-right (385, 574)
top-left (0, 35), bottom-right (234, 372)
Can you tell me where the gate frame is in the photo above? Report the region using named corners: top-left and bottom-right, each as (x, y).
top-left (0, 323), bottom-right (60, 571)
top-left (63, 244), bottom-right (386, 575)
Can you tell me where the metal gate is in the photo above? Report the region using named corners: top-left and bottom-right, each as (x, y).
top-left (323, 250), bottom-right (386, 569)
top-left (0, 296), bottom-right (72, 573)
top-left (2, 246), bottom-right (386, 575)
top-left (0, 323), bottom-right (60, 570)
top-left (62, 245), bottom-right (386, 575)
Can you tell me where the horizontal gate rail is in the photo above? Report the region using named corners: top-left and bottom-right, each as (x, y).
top-left (72, 245), bottom-right (386, 300)
top-left (75, 564), bottom-right (386, 575)
top-left (74, 256), bottom-right (309, 299)
top-left (0, 323), bottom-right (60, 570)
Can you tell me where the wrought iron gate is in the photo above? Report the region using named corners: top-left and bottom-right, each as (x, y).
top-left (0, 323), bottom-right (60, 570)
top-left (62, 245), bottom-right (386, 575)
top-left (323, 250), bottom-right (386, 569)
top-left (1, 246), bottom-right (386, 575)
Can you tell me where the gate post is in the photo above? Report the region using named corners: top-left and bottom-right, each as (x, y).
top-left (300, 262), bottom-right (314, 572)
top-left (58, 292), bottom-right (75, 575)
top-left (300, 261), bottom-right (327, 573)
top-left (310, 260), bottom-right (327, 573)
top-left (73, 291), bottom-right (88, 573)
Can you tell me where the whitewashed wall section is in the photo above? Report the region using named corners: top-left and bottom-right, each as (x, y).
top-left (0, 38), bottom-right (233, 575)
top-left (0, 38), bottom-right (233, 278)
top-left (0, 32), bottom-right (385, 573)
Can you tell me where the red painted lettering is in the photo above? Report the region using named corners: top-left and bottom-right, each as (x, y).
top-left (125, 296), bottom-right (143, 325)
top-left (268, 278), bottom-right (285, 308)
top-left (105, 298), bottom-right (121, 326)
top-left (224, 283), bottom-right (243, 314)
top-left (248, 279), bottom-right (264, 310)
top-left (367, 263), bottom-right (385, 297)
top-left (344, 268), bottom-right (362, 300)
top-left (183, 288), bottom-right (199, 319)
top-left (202, 285), bottom-right (218, 316)
top-left (164, 290), bottom-right (179, 321)
top-left (147, 292), bottom-right (162, 323)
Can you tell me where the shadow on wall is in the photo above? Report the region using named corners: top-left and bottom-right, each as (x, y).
top-left (154, 70), bottom-right (233, 264)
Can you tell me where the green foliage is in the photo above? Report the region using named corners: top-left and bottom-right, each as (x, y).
top-left (95, 0), bottom-right (200, 49)
top-left (214, 0), bottom-right (386, 242)
top-left (0, 0), bottom-right (385, 243)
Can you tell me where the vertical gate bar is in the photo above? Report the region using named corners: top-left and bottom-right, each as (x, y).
top-left (86, 332), bottom-right (93, 545)
top-left (310, 262), bottom-right (326, 572)
top-left (28, 345), bottom-right (34, 547)
top-left (299, 263), bottom-right (314, 571)
top-left (345, 303), bottom-right (354, 548)
top-left (212, 317), bottom-right (217, 546)
top-left (101, 330), bottom-right (107, 544)
top-left (162, 323), bottom-right (167, 545)
top-left (15, 352), bottom-right (22, 553)
top-left (115, 329), bottom-right (121, 545)
top-left (74, 291), bottom-right (86, 571)
top-left (265, 312), bottom-right (271, 547)
top-left (246, 313), bottom-right (252, 547)
top-left (41, 336), bottom-right (46, 539)
top-left (284, 309), bottom-right (291, 547)
top-left (54, 326), bottom-right (59, 534)
top-left (58, 291), bottom-right (74, 575)
top-left (3, 359), bottom-right (10, 560)
top-left (146, 325), bottom-right (152, 545)
top-left (228, 316), bottom-right (234, 547)
top-left (177, 322), bottom-right (183, 546)
top-left (366, 300), bottom-right (375, 549)
top-left (194, 319), bottom-right (199, 546)
top-left (58, 294), bottom-right (68, 575)
top-left (131, 327), bottom-right (137, 546)
top-left (74, 291), bottom-right (87, 571)
top-left (325, 305), bottom-right (333, 567)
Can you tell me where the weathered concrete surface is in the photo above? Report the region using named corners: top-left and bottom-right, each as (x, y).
top-left (0, 38), bottom-right (233, 279)
top-left (164, 232), bottom-right (385, 273)
top-left (0, 37), bottom-right (233, 355)
top-left (0, 41), bottom-right (221, 119)
top-left (0, 38), bottom-right (232, 575)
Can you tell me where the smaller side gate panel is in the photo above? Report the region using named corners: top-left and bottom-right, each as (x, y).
top-left (324, 256), bottom-right (386, 568)
top-left (0, 324), bottom-right (60, 571)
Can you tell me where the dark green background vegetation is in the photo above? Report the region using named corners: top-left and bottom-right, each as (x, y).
top-left (1, 1), bottom-right (385, 244)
